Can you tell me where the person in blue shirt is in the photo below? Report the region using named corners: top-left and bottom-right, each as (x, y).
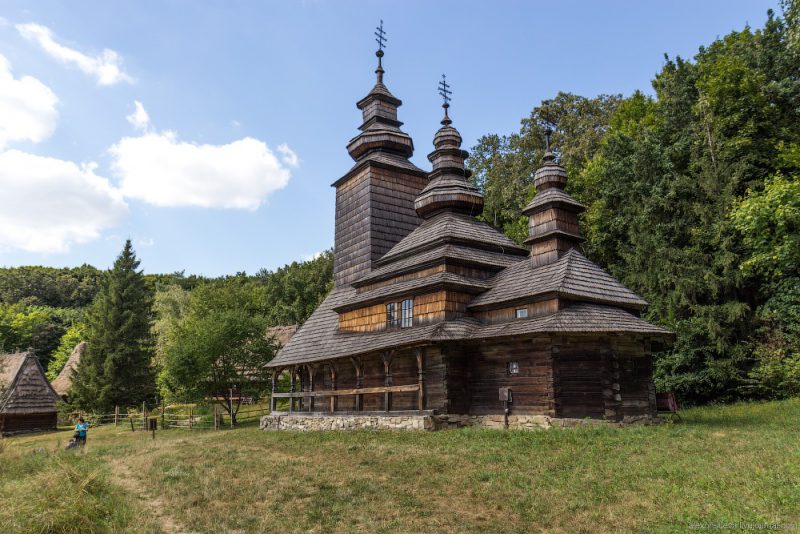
top-left (74, 417), bottom-right (89, 446)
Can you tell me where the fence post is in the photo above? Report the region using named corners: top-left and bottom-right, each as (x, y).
top-left (161, 403), bottom-right (165, 430)
top-left (189, 407), bottom-right (193, 430)
top-left (142, 402), bottom-right (146, 430)
top-left (229, 390), bottom-right (234, 429)
top-left (114, 406), bottom-right (119, 427)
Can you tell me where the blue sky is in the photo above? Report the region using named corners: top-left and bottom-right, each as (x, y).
top-left (0, 0), bottom-right (780, 275)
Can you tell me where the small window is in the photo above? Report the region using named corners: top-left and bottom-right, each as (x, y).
top-left (400, 299), bottom-right (414, 328)
top-left (386, 302), bottom-right (398, 328)
top-left (507, 361), bottom-right (520, 376)
top-left (515, 308), bottom-right (528, 319)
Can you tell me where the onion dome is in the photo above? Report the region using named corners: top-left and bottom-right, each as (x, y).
top-left (346, 31), bottom-right (414, 161)
top-left (415, 75), bottom-right (484, 219)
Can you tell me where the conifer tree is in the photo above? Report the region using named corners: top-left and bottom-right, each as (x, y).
top-left (71, 240), bottom-right (155, 412)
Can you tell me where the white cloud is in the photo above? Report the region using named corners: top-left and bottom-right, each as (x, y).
top-left (16, 23), bottom-right (132, 86)
top-left (302, 251), bottom-right (324, 262)
top-left (0, 54), bottom-right (58, 149)
top-left (277, 143), bottom-right (299, 168)
top-left (0, 150), bottom-right (127, 253)
top-left (111, 132), bottom-right (293, 210)
top-left (126, 100), bottom-right (150, 131)
top-left (137, 237), bottom-right (155, 247)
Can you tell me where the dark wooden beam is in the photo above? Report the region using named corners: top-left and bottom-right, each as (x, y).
top-left (381, 351), bottom-right (394, 413)
top-left (350, 357), bottom-right (363, 411)
top-left (415, 348), bottom-right (425, 413)
top-left (329, 363), bottom-right (337, 414)
top-left (289, 366), bottom-right (296, 414)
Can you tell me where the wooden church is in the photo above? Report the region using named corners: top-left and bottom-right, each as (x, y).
top-left (265, 29), bottom-right (673, 428)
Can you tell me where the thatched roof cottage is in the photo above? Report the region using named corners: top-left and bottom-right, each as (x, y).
top-left (1, 352), bottom-right (61, 435)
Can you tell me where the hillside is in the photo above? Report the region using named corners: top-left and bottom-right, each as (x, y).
top-left (2, 400), bottom-right (798, 533)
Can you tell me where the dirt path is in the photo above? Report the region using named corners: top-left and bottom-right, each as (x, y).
top-left (108, 458), bottom-right (190, 534)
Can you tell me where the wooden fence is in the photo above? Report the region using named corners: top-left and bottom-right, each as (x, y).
top-left (66, 402), bottom-right (270, 432)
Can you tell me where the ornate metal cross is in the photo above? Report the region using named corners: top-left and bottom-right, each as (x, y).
top-left (438, 74), bottom-right (452, 106)
top-left (544, 126), bottom-right (553, 152)
top-left (375, 20), bottom-right (387, 51)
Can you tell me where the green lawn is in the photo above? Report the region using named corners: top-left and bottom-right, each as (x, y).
top-left (2, 399), bottom-right (799, 533)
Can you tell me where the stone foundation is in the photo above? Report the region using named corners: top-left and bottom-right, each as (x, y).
top-left (260, 414), bottom-right (433, 431)
top-left (259, 413), bottom-right (658, 432)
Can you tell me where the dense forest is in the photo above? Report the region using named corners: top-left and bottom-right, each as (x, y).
top-left (1, 3), bottom-right (797, 407)
top-left (469, 2), bottom-right (800, 403)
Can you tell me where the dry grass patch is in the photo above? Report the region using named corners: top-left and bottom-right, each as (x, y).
top-left (2, 399), bottom-right (799, 533)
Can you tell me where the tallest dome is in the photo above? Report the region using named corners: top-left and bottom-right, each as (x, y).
top-left (346, 32), bottom-right (414, 161)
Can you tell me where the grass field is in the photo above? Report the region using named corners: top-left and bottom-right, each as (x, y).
top-left (2, 399), bottom-right (799, 533)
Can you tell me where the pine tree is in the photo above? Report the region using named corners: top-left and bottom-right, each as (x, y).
top-left (71, 240), bottom-right (155, 412)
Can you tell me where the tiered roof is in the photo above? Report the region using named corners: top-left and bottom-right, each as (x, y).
top-left (469, 249), bottom-right (648, 311)
top-left (333, 47), bottom-right (426, 188)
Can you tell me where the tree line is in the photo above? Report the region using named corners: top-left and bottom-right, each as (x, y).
top-left (0, 241), bottom-right (333, 414)
top-left (469, 2), bottom-right (800, 403)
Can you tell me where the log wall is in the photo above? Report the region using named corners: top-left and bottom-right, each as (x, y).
top-left (464, 337), bottom-right (556, 416)
top-left (0, 412), bottom-right (57, 435)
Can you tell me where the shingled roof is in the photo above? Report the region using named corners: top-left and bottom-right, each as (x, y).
top-left (354, 244), bottom-right (521, 287)
top-left (377, 211), bottom-right (527, 264)
top-left (469, 249), bottom-right (649, 311)
top-left (335, 272), bottom-right (491, 312)
top-left (268, 296), bottom-right (670, 368)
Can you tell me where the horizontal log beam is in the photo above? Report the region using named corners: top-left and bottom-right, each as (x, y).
top-left (271, 383), bottom-right (420, 399)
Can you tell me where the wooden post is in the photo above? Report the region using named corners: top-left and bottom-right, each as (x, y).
top-left (415, 348), bottom-right (425, 413)
top-left (308, 365), bottom-right (315, 413)
top-left (114, 406), bottom-right (119, 427)
top-left (351, 357), bottom-right (363, 412)
top-left (270, 370), bottom-right (278, 414)
top-left (289, 367), bottom-right (296, 414)
top-left (229, 388), bottom-right (234, 429)
top-left (142, 402), bottom-right (146, 430)
top-left (189, 407), bottom-right (193, 430)
top-left (160, 403), bottom-right (165, 430)
top-left (329, 364), bottom-right (337, 413)
top-left (381, 352), bottom-right (393, 413)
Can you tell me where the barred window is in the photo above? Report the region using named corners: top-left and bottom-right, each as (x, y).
top-left (386, 302), bottom-right (398, 328)
top-left (400, 299), bottom-right (413, 328)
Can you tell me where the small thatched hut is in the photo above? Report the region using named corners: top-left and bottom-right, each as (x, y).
top-left (266, 325), bottom-right (298, 349)
top-left (51, 341), bottom-right (86, 398)
top-left (0, 352), bottom-right (61, 435)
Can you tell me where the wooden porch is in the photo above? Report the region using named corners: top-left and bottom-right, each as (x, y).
top-left (269, 347), bottom-right (427, 415)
